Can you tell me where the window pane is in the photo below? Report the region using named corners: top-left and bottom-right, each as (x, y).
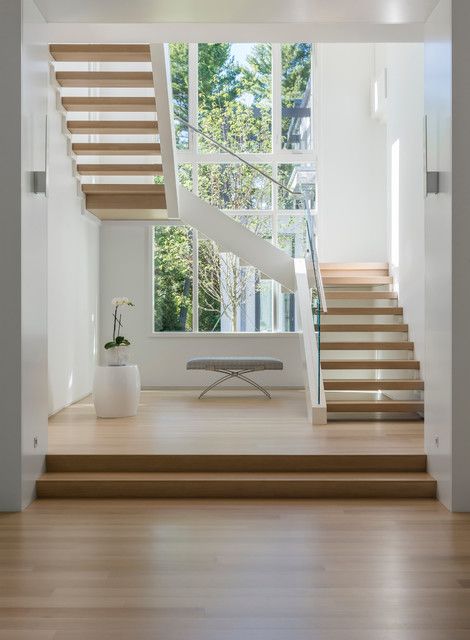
top-left (278, 163), bottom-right (316, 210)
top-left (153, 226), bottom-right (193, 331)
top-left (178, 163), bottom-right (193, 190)
top-left (198, 164), bottom-right (272, 210)
top-left (198, 234), bottom-right (273, 333)
top-left (278, 215), bottom-right (307, 332)
top-left (281, 43), bottom-right (312, 150)
top-left (278, 214), bottom-right (306, 258)
top-left (198, 43), bottom-right (272, 153)
top-left (169, 43), bottom-right (189, 149)
top-left (228, 213), bottom-right (272, 240)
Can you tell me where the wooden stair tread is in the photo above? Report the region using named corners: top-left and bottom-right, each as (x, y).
top-left (61, 97), bottom-right (156, 112)
top-left (324, 379), bottom-right (424, 390)
top-left (322, 359), bottom-right (420, 369)
top-left (68, 121), bottom-right (158, 135)
top-left (322, 341), bottom-right (414, 350)
top-left (77, 164), bottom-right (163, 175)
top-left (82, 184), bottom-right (165, 194)
top-left (38, 471), bottom-right (433, 481)
top-left (320, 262), bottom-right (389, 271)
top-left (323, 276), bottom-right (393, 285)
top-left (56, 71), bottom-right (153, 87)
top-left (324, 307), bottom-right (403, 315)
top-left (50, 44), bottom-right (151, 62)
top-left (326, 291), bottom-right (398, 300)
top-left (45, 453), bottom-right (427, 473)
top-left (318, 324), bottom-right (408, 332)
top-left (72, 143), bottom-right (161, 156)
top-left (36, 470), bottom-right (435, 499)
top-left (327, 400), bottom-right (424, 413)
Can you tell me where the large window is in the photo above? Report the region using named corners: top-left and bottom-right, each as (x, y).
top-left (153, 42), bottom-right (315, 333)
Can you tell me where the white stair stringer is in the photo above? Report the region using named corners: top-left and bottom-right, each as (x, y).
top-left (178, 185), bottom-right (296, 292)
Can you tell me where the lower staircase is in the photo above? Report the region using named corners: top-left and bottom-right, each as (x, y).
top-left (320, 263), bottom-right (425, 418)
top-left (37, 454), bottom-right (435, 499)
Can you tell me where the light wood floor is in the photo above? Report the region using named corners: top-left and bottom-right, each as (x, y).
top-left (48, 390), bottom-right (424, 455)
top-left (1, 498), bottom-right (470, 639)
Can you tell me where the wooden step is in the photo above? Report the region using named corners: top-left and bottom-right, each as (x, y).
top-left (326, 291), bottom-right (398, 300)
top-left (36, 471), bottom-right (435, 499)
top-left (72, 143), bottom-right (161, 156)
top-left (68, 121), bottom-right (158, 135)
top-left (85, 191), bottom-right (167, 218)
top-left (323, 307), bottom-right (403, 315)
top-left (50, 44), bottom-right (151, 62)
top-left (61, 97), bottom-right (156, 112)
top-left (322, 341), bottom-right (414, 351)
top-left (56, 71), bottom-right (153, 88)
top-left (322, 360), bottom-right (420, 370)
top-left (324, 379), bottom-right (424, 391)
top-left (323, 276), bottom-right (393, 285)
top-left (45, 453), bottom-right (427, 473)
top-left (77, 163), bottom-right (163, 176)
top-left (318, 324), bottom-right (408, 333)
top-left (82, 184), bottom-right (165, 195)
top-left (322, 270), bottom-right (390, 277)
top-left (320, 262), bottom-right (389, 271)
top-left (327, 400), bottom-right (425, 414)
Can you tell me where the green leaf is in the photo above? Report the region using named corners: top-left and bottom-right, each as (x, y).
top-left (121, 339), bottom-right (131, 346)
top-left (115, 336), bottom-right (125, 345)
top-left (104, 341), bottom-right (116, 350)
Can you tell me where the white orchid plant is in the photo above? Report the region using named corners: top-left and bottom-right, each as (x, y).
top-left (104, 297), bottom-right (135, 350)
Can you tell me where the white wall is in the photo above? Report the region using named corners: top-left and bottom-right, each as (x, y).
top-left (382, 43), bottom-right (425, 366)
top-left (0, 0), bottom-right (23, 511)
top-left (424, 0), bottom-right (452, 509)
top-left (450, 0), bottom-right (470, 512)
top-left (100, 223), bottom-right (304, 388)
top-left (47, 88), bottom-right (100, 416)
top-left (317, 43), bottom-right (387, 262)
top-left (21, 1), bottom-right (49, 508)
top-left (0, 0), bottom-right (49, 511)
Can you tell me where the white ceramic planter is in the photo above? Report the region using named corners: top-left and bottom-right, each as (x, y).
top-left (104, 345), bottom-right (130, 366)
top-left (93, 364), bottom-right (141, 418)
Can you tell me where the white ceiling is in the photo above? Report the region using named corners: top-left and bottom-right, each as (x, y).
top-left (34, 0), bottom-right (440, 24)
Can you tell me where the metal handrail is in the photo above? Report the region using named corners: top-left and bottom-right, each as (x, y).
top-left (173, 110), bottom-right (326, 312)
top-left (173, 111), bottom-right (303, 197)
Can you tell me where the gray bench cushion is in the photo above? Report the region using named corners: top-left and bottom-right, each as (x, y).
top-left (187, 356), bottom-right (283, 372)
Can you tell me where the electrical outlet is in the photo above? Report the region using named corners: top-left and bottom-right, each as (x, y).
top-left (433, 435), bottom-right (439, 448)
top-left (33, 436), bottom-right (38, 449)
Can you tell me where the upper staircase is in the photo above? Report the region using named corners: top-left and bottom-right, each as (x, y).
top-left (50, 44), bottom-right (169, 220)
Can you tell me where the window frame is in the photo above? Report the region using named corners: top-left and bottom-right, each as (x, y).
top-left (152, 42), bottom-right (316, 335)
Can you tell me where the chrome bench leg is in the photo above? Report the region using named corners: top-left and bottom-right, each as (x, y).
top-left (198, 369), bottom-right (271, 399)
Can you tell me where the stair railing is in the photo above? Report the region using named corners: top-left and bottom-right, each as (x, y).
top-left (173, 110), bottom-right (327, 419)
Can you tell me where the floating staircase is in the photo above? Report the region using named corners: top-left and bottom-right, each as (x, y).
top-left (320, 263), bottom-right (425, 418)
top-left (37, 454), bottom-right (436, 499)
top-left (50, 44), bottom-right (169, 220)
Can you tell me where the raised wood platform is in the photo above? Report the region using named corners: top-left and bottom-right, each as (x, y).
top-left (37, 470), bottom-right (436, 499)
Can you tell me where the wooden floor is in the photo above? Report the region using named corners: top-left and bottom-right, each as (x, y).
top-left (48, 390), bottom-right (424, 455)
top-left (1, 498), bottom-right (470, 639)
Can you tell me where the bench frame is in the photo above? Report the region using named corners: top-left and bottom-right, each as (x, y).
top-left (198, 368), bottom-right (272, 399)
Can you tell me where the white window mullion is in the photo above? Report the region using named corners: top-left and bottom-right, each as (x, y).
top-left (192, 159), bottom-right (199, 331)
top-left (188, 43), bottom-right (198, 153)
top-left (272, 44), bottom-right (281, 155)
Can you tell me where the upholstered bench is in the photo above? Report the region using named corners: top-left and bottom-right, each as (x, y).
top-left (187, 356), bottom-right (283, 399)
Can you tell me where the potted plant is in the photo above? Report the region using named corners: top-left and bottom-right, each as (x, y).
top-left (104, 297), bottom-right (135, 366)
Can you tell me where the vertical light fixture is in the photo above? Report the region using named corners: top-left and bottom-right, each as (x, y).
top-left (391, 139), bottom-right (400, 269)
